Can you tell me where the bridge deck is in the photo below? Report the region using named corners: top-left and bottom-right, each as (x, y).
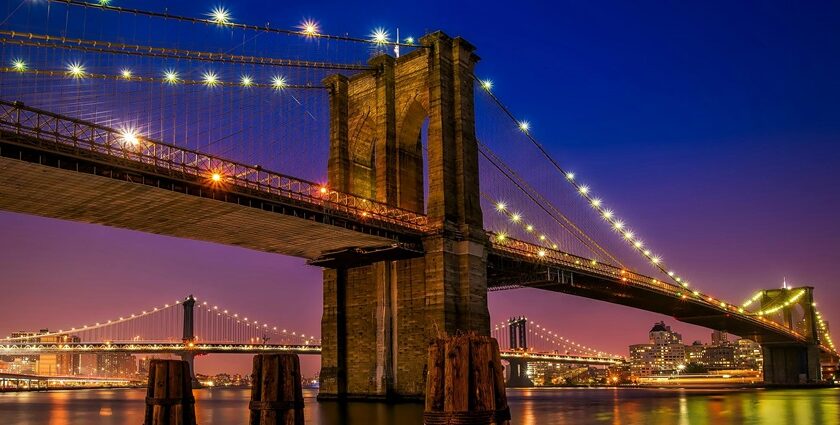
top-left (0, 342), bottom-right (620, 364)
top-left (489, 238), bottom-right (834, 356)
top-left (0, 99), bottom-right (425, 259)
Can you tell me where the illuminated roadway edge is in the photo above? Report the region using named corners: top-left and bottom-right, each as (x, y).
top-left (0, 343), bottom-right (623, 364)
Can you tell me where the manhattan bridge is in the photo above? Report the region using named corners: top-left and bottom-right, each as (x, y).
top-left (0, 0), bottom-right (836, 400)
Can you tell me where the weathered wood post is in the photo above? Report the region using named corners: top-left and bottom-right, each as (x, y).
top-left (249, 354), bottom-right (304, 425)
top-left (424, 334), bottom-right (511, 425)
top-left (143, 359), bottom-right (197, 425)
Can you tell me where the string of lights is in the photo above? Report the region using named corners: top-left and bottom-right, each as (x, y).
top-left (492, 320), bottom-right (622, 358)
top-left (193, 297), bottom-right (318, 345)
top-left (2, 300), bottom-right (182, 341)
top-left (0, 31), bottom-right (373, 71)
top-left (815, 310), bottom-right (835, 351)
top-left (752, 289), bottom-right (806, 316)
top-left (2, 64), bottom-right (324, 90)
top-left (475, 76), bottom-right (700, 292)
top-left (529, 322), bottom-right (624, 358)
top-left (478, 143), bottom-right (625, 267)
top-left (47, 0), bottom-right (423, 47)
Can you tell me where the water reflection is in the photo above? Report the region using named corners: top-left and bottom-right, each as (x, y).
top-left (0, 387), bottom-right (837, 424)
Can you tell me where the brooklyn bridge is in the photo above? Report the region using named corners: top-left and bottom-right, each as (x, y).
top-left (0, 0), bottom-right (836, 402)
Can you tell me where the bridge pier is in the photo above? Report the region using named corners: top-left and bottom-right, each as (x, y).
top-left (505, 359), bottom-right (534, 388)
top-left (317, 31), bottom-right (489, 401)
top-left (761, 344), bottom-right (822, 385)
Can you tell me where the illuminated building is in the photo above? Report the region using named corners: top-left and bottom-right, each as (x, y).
top-left (630, 321), bottom-right (686, 376)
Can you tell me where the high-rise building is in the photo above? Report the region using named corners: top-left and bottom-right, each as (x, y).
top-left (629, 322), bottom-right (686, 376)
top-left (735, 339), bottom-right (763, 370)
top-left (97, 353), bottom-right (137, 377)
top-left (711, 330), bottom-right (728, 345)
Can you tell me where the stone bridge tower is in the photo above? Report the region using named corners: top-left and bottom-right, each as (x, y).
top-left (317, 32), bottom-right (489, 400)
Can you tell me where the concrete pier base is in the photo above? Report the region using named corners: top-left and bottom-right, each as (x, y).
top-left (762, 344), bottom-right (822, 385)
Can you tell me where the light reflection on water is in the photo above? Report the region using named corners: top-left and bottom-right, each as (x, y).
top-left (0, 387), bottom-right (837, 424)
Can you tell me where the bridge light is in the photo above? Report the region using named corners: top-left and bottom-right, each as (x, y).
top-left (319, 186), bottom-right (328, 194)
top-left (404, 36), bottom-right (415, 45)
top-left (118, 128), bottom-right (140, 147)
top-left (271, 75), bottom-right (288, 90)
top-left (66, 62), bottom-right (86, 79)
top-left (613, 220), bottom-right (624, 230)
top-left (651, 256), bottom-right (661, 264)
top-left (211, 173), bottom-right (222, 182)
top-left (495, 202), bottom-right (507, 211)
top-left (623, 231), bottom-right (634, 240)
top-left (120, 68), bottom-right (132, 79)
top-left (240, 75), bottom-right (253, 87)
top-left (525, 224), bottom-right (534, 232)
top-left (633, 240), bottom-right (643, 248)
top-left (480, 79), bottom-right (493, 91)
top-left (163, 69), bottom-right (180, 84)
top-left (371, 28), bottom-right (389, 45)
top-left (300, 19), bottom-right (319, 36)
top-left (566, 172), bottom-right (575, 180)
top-left (538, 250), bottom-right (546, 257)
top-left (552, 244), bottom-right (558, 249)
top-left (510, 213), bottom-right (521, 223)
top-left (99, 0), bottom-right (111, 5)
top-left (518, 120), bottom-right (530, 132)
top-left (496, 233), bottom-right (507, 241)
top-left (208, 6), bottom-right (232, 25)
top-left (591, 198), bottom-right (602, 207)
top-left (202, 71), bottom-right (220, 87)
top-left (12, 59), bottom-right (27, 72)
top-left (578, 185), bottom-right (589, 195)
top-left (602, 209), bottom-right (614, 219)
top-left (539, 235), bottom-right (546, 241)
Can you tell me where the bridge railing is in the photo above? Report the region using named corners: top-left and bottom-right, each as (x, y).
top-left (489, 233), bottom-right (822, 347)
top-left (0, 100), bottom-right (428, 232)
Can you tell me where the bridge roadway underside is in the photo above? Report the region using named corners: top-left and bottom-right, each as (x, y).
top-left (0, 134), bottom-right (419, 260)
top-left (487, 254), bottom-right (807, 346)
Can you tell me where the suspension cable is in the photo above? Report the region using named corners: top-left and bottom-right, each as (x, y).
top-left (0, 31), bottom-right (373, 71)
top-left (47, 0), bottom-right (426, 48)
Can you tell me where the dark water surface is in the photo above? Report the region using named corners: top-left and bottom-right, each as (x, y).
top-left (1, 387), bottom-right (838, 424)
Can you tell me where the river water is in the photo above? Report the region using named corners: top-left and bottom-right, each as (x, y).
top-left (0, 387), bottom-right (838, 424)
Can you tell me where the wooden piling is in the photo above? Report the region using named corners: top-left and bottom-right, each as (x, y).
top-left (249, 354), bottom-right (304, 425)
top-left (143, 359), bottom-right (196, 425)
top-left (424, 334), bottom-right (511, 425)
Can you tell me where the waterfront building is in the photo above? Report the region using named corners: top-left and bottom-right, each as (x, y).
top-left (630, 322), bottom-right (686, 376)
top-left (629, 322), bottom-right (763, 377)
top-left (97, 353), bottom-right (137, 377)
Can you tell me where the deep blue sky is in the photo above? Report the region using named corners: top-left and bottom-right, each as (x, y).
top-left (1, 0), bottom-right (839, 375)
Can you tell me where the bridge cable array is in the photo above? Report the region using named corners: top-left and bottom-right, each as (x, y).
top-left (46, 0), bottom-right (425, 48)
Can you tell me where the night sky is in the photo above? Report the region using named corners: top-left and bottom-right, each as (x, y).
top-left (1, 0), bottom-right (839, 377)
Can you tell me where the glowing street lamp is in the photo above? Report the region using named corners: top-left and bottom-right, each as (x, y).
top-left (371, 28), bottom-right (389, 45)
top-left (202, 71), bottom-right (220, 87)
top-left (66, 62), bottom-right (86, 79)
top-left (163, 70), bottom-right (179, 84)
top-left (271, 75), bottom-right (288, 90)
top-left (208, 6), bottom-right (232, 25)
top-left (12, 59), bottom-right (27, 72)
top-left (300, 19), bottom-right (319, 36)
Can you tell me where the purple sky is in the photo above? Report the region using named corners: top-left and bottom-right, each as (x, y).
top-left (1, 0), bottom-right (839, 377)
